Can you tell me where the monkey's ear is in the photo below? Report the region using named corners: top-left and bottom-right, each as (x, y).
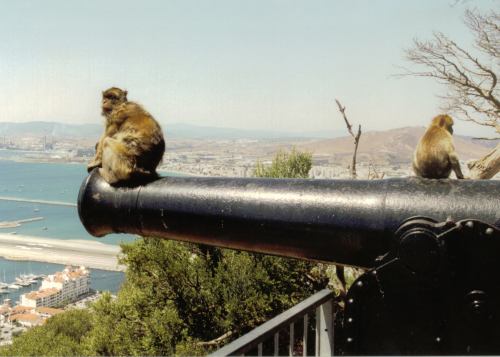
top-left (124, 90), bottom-right (128, 98)
top-left (439, 116), bottom-right (447, 127)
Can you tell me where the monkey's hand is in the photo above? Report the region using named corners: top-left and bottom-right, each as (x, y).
top-left (87, 160), bottom-right (102, 173)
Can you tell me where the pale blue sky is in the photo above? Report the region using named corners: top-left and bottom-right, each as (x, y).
top-left (0, 0), bottom-right (497, 136)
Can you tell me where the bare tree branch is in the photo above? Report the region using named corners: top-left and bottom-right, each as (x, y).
top-left (335, 99), bottom-right (362, 179)
top-left (467, 143), bottom-right (500, 179)
top-left (401, 9), bottom-right (500, 178)
top-left (368, 161), bottom-right (385, 180)
top-left (401, 9), bottom-right (499, 135)
top-left (196, 331), bottom-right (233, 347)
top-left (465, 9), bottom-right (500, 58)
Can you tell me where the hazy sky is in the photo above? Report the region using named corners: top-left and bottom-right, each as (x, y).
top-left (0, 0), bottom-right (497, 136)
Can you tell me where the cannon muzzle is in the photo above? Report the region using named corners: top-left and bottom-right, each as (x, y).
top-left (78, 170), bottom-right (500, 268)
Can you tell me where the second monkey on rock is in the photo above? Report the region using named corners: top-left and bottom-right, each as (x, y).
top-left (87, 87), bottom-right (165, 185)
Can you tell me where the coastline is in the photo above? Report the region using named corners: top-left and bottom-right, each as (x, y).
top-left (0, 155), bottom-right (192, 177)
top-left (0, 233), bottom-right (124, 272)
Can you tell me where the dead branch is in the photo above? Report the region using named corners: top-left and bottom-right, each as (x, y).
top-left (401, 9), bottom-right (499, 133)
top-left (401, 9), bottom-right (499, 179)
top-left (467, 143), bottom-right (500, 179)
top-left (196, 331), bottom-right (233, 347)
top-left (368, 162), bottom-right (386, 180)
top-left (335, 99), bottom-right (362, 179)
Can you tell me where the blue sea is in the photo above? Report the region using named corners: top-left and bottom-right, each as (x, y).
top-left (0, 155), bottom-right (135, 299)
top-left (0, 158), bottom-right (136, 244)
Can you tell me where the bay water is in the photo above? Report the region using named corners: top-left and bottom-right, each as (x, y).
top-left (0, 158), bottom-right (135, 244)
top-left (0, 156), bottom-right (138, 300)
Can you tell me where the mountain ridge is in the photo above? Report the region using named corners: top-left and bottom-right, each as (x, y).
top-left (295, 126), bottom-right (493, 162)
top-left (0, 121), bottom-right (345, 140)
top-left (0, 121), bottom-right (495, 163)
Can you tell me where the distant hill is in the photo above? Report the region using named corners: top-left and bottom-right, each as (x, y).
top-left (0, 121), bottom-right (495, 165)
top-left (296, 126), bottom-right (494, 163)
top-left (0, 121), bottom-right (344, 140)
top-left (0, 121), bottom-right (102, 139)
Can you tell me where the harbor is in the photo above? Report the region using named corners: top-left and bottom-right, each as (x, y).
top-left (0, 273), bottom-right (45, 295)
top-left (0, 196), bottom-right (76, 207)
top-left (0, 258), bottom-right (123, 301)
top-left (0, 260), bottom-right (123, 346)
top-left (0, 265), bottom-right (120, 345)
top-left (0, 217), bottom-right (44, 229)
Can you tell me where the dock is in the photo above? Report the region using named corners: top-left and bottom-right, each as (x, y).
top-left (0, 196), bottom-right (76, 207)
top-left (0, 217), bottom-right (44, 229)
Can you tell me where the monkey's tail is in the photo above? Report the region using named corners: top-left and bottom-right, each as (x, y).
top-left (336, 265), bottom-right (347, 298)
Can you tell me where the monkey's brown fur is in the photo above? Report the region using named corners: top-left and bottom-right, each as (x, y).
top-left (413, 114), bottom-right (464, 179)
top-left (87, 87), bottom-right (165, 185)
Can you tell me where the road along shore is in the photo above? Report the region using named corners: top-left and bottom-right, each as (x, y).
top-left (0, 233), bottom-right (124, 271)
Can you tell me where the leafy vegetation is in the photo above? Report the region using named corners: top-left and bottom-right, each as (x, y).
top-left (86, 239), bottom-right (327, 355)
top-left (254, 148), bottom-right (312, 179)
top-left (0, 310), bottom-right (93, 356)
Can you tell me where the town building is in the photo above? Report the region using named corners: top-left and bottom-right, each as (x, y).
top-left (20, 288), bottom-right (61, 308)
top-left (34, 307), bottom-right (65, 319)
top-left (4, 306), bottom-right (65, 328)
top-left (20, 266), bottom-right (90, 308)
top-left (9, 313), bottom-right (45, 328)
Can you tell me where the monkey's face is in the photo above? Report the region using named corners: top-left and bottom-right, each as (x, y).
top-left (102, 87), bottom-right (127, 116)
top-left (443, 115), bottom-right (454, 134)
top-left (431, 114), bottom-right (454, 134)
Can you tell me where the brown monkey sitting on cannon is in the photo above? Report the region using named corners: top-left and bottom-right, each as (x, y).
top-left (87, 87), bottom-right (165, 185)
top-left (413, 114), bottom-right (464, 179)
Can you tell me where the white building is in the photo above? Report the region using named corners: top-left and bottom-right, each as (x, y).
top-left (20, 266), bottom-right (90, 308)
top-left (20, 288), bottom-right (61, 308)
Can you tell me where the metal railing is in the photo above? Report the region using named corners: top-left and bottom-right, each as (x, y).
top-left (211, 289), bottom-right (335, 356)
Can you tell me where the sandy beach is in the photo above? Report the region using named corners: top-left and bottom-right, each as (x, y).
top-left (0, 233), bottom-right (124, 271)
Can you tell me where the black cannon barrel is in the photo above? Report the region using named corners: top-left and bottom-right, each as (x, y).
top-left (78, 170), bottom-right (500, 268)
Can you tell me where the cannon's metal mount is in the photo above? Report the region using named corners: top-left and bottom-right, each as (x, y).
top-left (343, 218), bottom-right (500, 355)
